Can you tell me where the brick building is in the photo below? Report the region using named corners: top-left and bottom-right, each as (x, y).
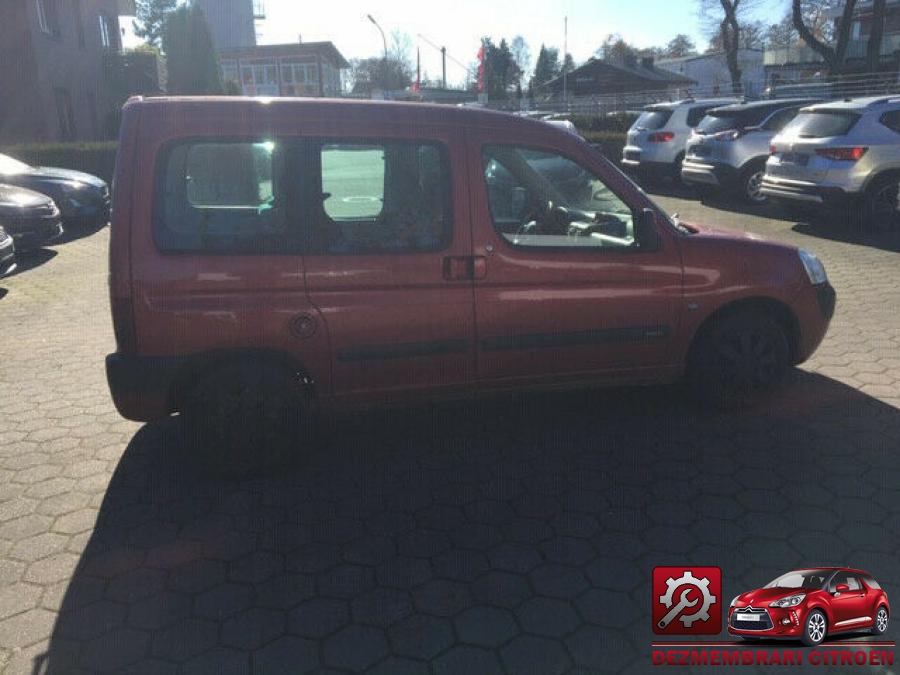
top-left (0, 0), bottom-right (129, 143)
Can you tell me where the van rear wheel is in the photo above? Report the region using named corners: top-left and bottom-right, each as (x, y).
top-left (181, 361), bottom-right (311, 476)
top-left (688, 310), bottom-right (789, 408)
top-left (862, 173), bottom-right (900, 230)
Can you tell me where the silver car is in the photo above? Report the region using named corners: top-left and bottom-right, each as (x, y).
top-left (681, 99), bottom-right (819, 203)
top-left (622, 98), bottom-right (739, 182)
top-left (762, 96), bottom-right (900, 228)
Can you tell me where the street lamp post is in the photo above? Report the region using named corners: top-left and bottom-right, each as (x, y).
top-left (366, 14), bottom-right (388, 92)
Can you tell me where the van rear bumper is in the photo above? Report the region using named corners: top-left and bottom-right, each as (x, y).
top-left (106, 353), bottom-right (182, 421)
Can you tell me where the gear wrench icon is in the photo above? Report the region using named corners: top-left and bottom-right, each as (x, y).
top-left (659, 570), bottom-right (717, 628)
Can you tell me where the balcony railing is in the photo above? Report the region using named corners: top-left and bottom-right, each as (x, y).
top-left (252, 0), bottom-right (265, 19)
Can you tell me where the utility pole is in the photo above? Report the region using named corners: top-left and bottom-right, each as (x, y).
top-left (366, 14), bottom-right (388, 92)
top-left (441, 46), bottom-right (447, 89)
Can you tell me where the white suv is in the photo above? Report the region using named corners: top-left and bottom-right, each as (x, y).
top-left (622, 98), bottom-right (740, 182)
top-left (762, 96), bottom-right (900, 228)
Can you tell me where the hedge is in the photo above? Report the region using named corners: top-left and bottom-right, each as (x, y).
top-left (583, 130), bottom-right (627, 161)
top-left (1, 142), bottom-right (118, 184)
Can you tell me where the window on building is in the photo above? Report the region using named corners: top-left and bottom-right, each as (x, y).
top-left (313, 141), bottom-right (452, 254)
top-left (98, 12), bottom-right (115, 49)
top-left (36, 0), bottom-right (60, 36)
top-left (54, 88), bottom-right (76, 141)
top-left (280, 62), bottom-right (319, 96)
top-left (156, 140), bottom-right (292, 253)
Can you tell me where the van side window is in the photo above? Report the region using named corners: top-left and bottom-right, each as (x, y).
top-left (482, 145), bottom-right (636, 250)
top-left (155, 140), bottom-right (291, 253)
top-left (312, 141), bottom-right (451, 254)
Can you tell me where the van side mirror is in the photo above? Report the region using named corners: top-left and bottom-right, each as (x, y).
top-left (636, 208), bottom-right (661, 250)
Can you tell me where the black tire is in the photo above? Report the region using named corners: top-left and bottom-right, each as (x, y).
top-left (861, 173), bottom-right (900, 230)
top-left (801, 609), bottom-right (827, 647)
top-left (689, 310), bottom-right (790, 408)
top-left (181, 360), bottom-right (312, 476)
top-left (738, 162), bottom-right (767, 205)
top-left (872, 606), bottom-right (889, 636)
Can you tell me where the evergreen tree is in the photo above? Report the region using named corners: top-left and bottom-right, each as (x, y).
top-left (530, 45), bottom-right (561, 95)
top-left (163, 4), bottom-right (224, 95)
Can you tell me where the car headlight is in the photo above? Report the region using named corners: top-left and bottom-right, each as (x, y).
top-left (770, 593), bottom-right (806, 608)
top-left (731, 595), bottom-right (740, 607)
top-left (798, 249), bottom-right (827, 285)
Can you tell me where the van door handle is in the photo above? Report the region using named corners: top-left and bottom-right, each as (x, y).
top-left (443, 256), bottom-right (486, 281)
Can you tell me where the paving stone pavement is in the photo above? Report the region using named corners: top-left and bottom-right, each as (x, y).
top-left (0, 200), bottom-right (899, 674)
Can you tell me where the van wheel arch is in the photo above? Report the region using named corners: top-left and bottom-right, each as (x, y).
top-left (687, 297), bottom-right (801, 369)
top-left (170, 348), bottom-right (316, 413)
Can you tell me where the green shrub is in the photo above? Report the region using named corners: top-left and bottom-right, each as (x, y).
top-left (572, 112), bottom-right (640, 134)
top-left (583, 130), bottom-right (626, 160)
top-left (0, 142), bottom-right (118, 184)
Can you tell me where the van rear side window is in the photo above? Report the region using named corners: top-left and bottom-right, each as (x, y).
top-left (155, 140), bottom-right (291, 253)
top-left (311, 141), bottom-right (452, 254)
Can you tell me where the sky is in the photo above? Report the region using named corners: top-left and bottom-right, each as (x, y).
top-left (256, 0), bottom-right (786, 86)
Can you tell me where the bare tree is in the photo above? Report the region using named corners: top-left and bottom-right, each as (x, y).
top-left (700, 0), bottom-right (759, 94)
top-left (867, 0), bottom-right (887, 72)
top-left (792, 0), bottom-right (858, 75)
top-left (510, 36), bottom-right (531, 89)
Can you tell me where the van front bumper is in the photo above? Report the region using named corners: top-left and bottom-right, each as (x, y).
top-left (106, 353), bottom-right (182, 421)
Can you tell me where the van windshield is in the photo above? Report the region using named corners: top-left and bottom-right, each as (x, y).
top-left (784, 111), bottom-right (860, 138)
top-left (634, 109), bottom-right (673, 130)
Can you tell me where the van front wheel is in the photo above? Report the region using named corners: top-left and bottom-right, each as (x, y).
top-left (181, 361), bottom-right (311, 476)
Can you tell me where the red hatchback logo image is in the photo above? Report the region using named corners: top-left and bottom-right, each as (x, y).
top-left (653, 567), bottom-right (722, 635)
top-left (729, 568), bottom-right (891, 646)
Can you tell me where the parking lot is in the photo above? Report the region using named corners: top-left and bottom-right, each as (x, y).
top-left (1, 193), bottom-right (899, 674)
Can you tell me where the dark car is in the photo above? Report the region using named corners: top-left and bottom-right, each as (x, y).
top-left (0, 153), bottom-right (109, 225)
top-left (0, 184), bottom-right (63, 251)
top-left (729, 568), bottom-right (890, 646)
top-left (0, 226), bottom-right (15, 276)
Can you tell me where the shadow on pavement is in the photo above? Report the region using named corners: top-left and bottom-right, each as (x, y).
top-left (37, 372), bottom-right (900, 674)
top-left (7, 248), bottom-right (57, 277)
top-left (54, 220), bottom-right (108, 246)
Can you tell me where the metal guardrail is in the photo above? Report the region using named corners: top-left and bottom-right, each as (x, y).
top-left (480, 71), bottom-right (900, 116)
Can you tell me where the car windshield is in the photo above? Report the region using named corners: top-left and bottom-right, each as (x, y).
top-left (634, 109), bottom-right (673, 130)
top-left (765, 569), bottom-right (831, 589)
top-left (784, 111), bottom-right (860, 138)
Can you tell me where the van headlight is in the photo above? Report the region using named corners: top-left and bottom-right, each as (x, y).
top-left (799, 249), bottom-right (827, 285)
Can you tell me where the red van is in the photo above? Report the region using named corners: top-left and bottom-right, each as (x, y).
top-left (106, 97), bottom-right (834, 470)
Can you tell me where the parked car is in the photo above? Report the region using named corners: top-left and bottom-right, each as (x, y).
top-left (106, 97), bottom-right (834, 472)
top-left (0, 184), bottom-right (63, 251)
top-left (0, 153), bottom-right (109, 225)
top-left (681, 99), bottom-right (820, 203)
top-left (621, 98), bottom-right (740, 182)
top-left (0, 226), bottom-right (15, 277)
top-left (762, 96), bottom-right (900, 228)
top-left (729, 568), bottom-right (890, 646)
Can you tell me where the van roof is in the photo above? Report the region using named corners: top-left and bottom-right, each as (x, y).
top-left (125, 96), bottom-right (577, 136)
